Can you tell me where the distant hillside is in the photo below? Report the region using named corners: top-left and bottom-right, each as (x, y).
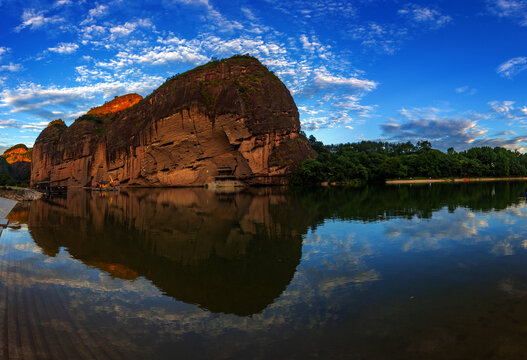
top-left (2, 144), bottom-right (32, 164)
top-left (0, 144), bottom-right (32, 186)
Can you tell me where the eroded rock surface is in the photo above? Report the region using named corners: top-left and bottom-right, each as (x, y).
top-left (1, 144), bottom-right (32, 183)
top-left (87, 93), bottom-right (143, 116)
top-left (2, 144), bottom-right (32, 164)
top-left (31, 56), bottom-right (314, 187)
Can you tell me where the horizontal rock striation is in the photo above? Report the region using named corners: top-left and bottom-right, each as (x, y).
top-left (31, 55), bottom-right (314, 187)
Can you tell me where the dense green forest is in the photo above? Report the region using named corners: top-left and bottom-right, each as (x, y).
top-left (0, 157), bottom-right (16, 186)
top-left (290, 134), bottom-right (527, 186)
top-left (0, 156), bottom-right (30, 187)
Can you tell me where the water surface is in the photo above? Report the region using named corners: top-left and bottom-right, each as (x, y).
top-left (3, 182), bottom-right (527, 359)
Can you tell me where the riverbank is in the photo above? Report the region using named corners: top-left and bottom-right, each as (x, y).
top-left (0, 187), bottom-right (43, 201)
top-left (386, 177), bottom-right (527, 184)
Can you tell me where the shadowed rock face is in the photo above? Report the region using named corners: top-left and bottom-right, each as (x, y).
top-left (31, 56), bottom-right (314, 187)
top-left (26, 188), bottom-right (304, 316)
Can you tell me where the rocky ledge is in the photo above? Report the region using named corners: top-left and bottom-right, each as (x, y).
top-left (31, 55), bottom-right (314, 187)
top-left (0, 188), bottom-right (43, 201)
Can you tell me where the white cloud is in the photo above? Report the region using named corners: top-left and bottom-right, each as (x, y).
top-left (88, 4), bottom-right (108, 18)
top-left (241, 7), bottom-right (257, 21)
top-left (399, 106), bottom-right (441, 121)
top-left (20, 121), bottom-right (49, 131)
top-left (204, 36), bottom-right (286, 57)
top-left (97, 34), bottom-right (291, 69)
top-left (497, 57), bottom-right (527, 77)
top-left (313, 69), bottom-right (377, 92)
top-left (0, 76), bottom-right (163, 120)
top-left (172, 0), bottom-right (211, 8)
top-left (48, 43), bottom-right (79, 54)
top-left (80, 24), bottom-right (106, 41)
top-left (488, 100), bottom-right (527, 120)
top-left (0, 47), bottom-right (9, 58)
top-left (15, 9), bottom-right (63, 32)
top-left (54, 0), bottom-right (72, 6)
top-left (381, 105), bottom-right (527, 151)
top-left (489, 0), bottom-right (527, 25)
top-left (348, 23), bottom-right (404, 55)
top-left (80, 4), bottom-right (109, 25)
top-left (264, 0), bottom-right (355, 19)
top-left (398, 4), bottom-right (452, 28)
top-left (0, 63), bottom-right (22, 72)
top-left (299, 34), bottom-right (332, 59)
top-left (109, 19), bottom-right (153, 37)
top-left (334, 95), bottom-right (374, 115)
top-left (207, 9), bottom-right (244, 32)
top-left (171, 0), bottom-right (242, 32)
top-left (299, 93), bottom-right (374, 131)
top-left (0, 119), bottom-right (19, 128)
top-left (300, 34), bottom-right (315, 52)
top-left (381, 116), bottom-right (489, 150)
top-left (97, 42), bottom-right (208, 68)
top-left (455, 85), bottom-right (477, 95)
top-left (489, 100), bottom-right (516, 114)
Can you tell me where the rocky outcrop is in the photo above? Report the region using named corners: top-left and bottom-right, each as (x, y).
top-left (2, 144), bottom-right (32, 164)
top-left (31, 55), bottom-right (314, 187)
top-left (86, 93), bottom-right (143, 116)
top-left (1, 145), bottom-right (32, 183)
top-left (0, 188), bottom-right (43, 201)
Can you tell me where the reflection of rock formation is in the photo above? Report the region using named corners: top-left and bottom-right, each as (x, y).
top-left (27, 188), bottom-right (303, 316)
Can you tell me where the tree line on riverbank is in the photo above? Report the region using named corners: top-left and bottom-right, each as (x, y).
top-left (289, 134), bottom-right (527, 186)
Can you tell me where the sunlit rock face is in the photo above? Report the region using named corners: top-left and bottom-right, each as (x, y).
top-left (1, 144), bottom-right (32, 182)
top-left (30, 56), bottom-right (314, 187)
top-left (2, 144), bottom-right (32, 164)
top-left (26, 188), bottom-right (304, 316)
top-left (87, 93), bottom-right (143, 116)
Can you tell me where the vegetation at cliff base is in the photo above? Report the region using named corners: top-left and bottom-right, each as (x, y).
top-left (289, 134), bottom-right (527, 187)
top-left (0, 157), bottom-right (16, 186)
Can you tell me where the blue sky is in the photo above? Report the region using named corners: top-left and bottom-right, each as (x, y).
top-left (0, 0), bottom-right (527, 152)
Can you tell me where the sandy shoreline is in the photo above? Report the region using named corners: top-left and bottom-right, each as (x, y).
top-left (386, 177), bottom-right (527, 184)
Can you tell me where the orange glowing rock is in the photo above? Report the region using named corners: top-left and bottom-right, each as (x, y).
top-left (2, 144), bottom-right (32, 164)
top-left (87, 93), bottom-right (143, 117)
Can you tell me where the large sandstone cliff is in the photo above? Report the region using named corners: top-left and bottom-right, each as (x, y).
top-left (31, 55), bottom-right (314, 187)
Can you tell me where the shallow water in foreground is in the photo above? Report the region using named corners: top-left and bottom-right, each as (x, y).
top-left (2, 183), bottom-right (527, 359)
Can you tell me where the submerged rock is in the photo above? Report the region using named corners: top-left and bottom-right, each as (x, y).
top-left (31, 55), bottom-right (314, 187)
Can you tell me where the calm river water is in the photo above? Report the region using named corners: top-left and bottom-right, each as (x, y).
top-left (2, 182), bottom-right (527, 359)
